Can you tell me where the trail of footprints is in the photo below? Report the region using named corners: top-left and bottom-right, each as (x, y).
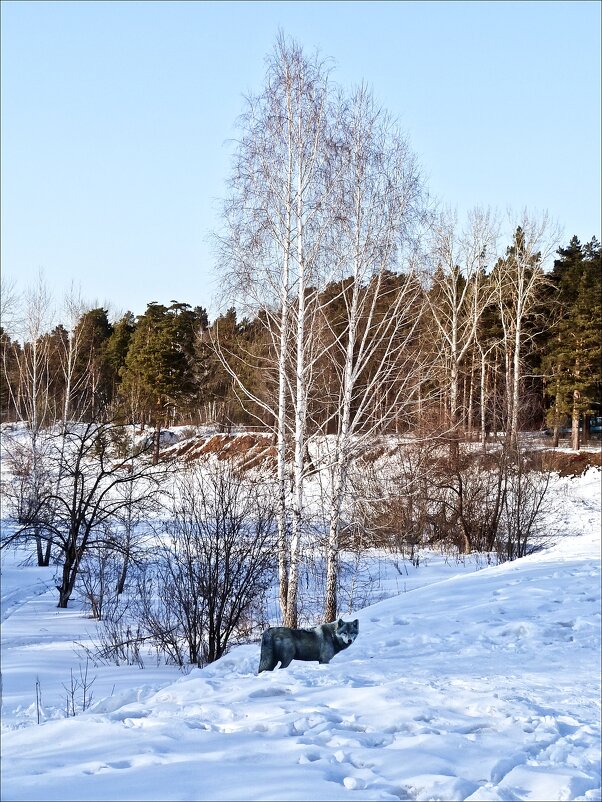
top-left (292, 707), bottom-right (409, 800)
top-left (97, 685), bottom-right (599, 801)
top-left (96, 592), bottom-right (599, 800)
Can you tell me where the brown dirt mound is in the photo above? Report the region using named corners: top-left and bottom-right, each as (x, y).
top-left (160, 431), bottom-right (601, 479)
top-left (161, 432), bottom-right (277, 471)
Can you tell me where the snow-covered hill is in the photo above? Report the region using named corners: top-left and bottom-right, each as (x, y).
top-left (1, 468), bottom-right (600, 801)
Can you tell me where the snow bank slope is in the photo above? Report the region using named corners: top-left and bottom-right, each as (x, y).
top-left (1, 470), bottom-right (601, 802)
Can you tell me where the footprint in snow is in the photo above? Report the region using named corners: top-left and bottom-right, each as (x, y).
top-left (248, 686), bottom-right (291, 698)
top-left (345, 677), bottom-right (378, 688)
top-left (292, 714), bottom-right (330, 735)
top-left (106, 760), bottom-right (131, 770)
top-left (184, 719), bottom-right (214, 731)
top-left (298, 750), bottom-right (322, 764)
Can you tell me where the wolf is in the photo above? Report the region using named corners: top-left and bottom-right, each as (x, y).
top-left (258, 618), bottom-right (359, 672)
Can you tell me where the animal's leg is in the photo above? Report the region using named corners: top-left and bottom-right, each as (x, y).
top-left (258, 648), bottom-right (279, 673)
top-left (258, 656), bottom-right (278, 672)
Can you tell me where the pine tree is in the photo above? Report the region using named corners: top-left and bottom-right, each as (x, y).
top-left (104, 312), bottom-right (136, 407)
top-left (119, 302), bottom-right (207, 452)
top-left (0, 328), bottom-right (22, 421)
top-left (72, 308), bottom-right (114, 415)
top-left (542, 236), bottom-right (602, 448)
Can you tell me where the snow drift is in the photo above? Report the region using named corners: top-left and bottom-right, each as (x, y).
top-left (1, 468), bottom-right (600, 801)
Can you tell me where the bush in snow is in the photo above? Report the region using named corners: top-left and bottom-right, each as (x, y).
top-left (110, 460), bottom-right (277, 667)
top-left (349, 441), bottom-right (554, 561)
top-left (1, 417), bottom-right (163, 607)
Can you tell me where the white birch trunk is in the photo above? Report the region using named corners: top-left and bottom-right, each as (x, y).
top-left (285, 153), bottom-right (308, 629)
top-left (324, 269), bottom-right (359, 621)
top-left (480, 347), bottom-right (488, 451)
top-left (510, 309), bottom-right (523, 451)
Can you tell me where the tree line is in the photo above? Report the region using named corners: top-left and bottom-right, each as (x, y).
top-left (1, 230), bottom-right (599, 449)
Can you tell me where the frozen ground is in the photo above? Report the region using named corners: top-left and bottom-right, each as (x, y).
top-left (1, 467), bottom-right (600, 801)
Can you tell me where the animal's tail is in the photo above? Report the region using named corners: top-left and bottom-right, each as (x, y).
top-left (257, 629), bottom-right (273, 673)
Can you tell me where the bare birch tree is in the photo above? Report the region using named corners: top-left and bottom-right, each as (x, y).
top-left (320, 85), bottom-right (427, 620)
top-left (215, 33), bottom-right (335, 627)
top-left (55, 289), bottom-right (95, 428)
top-left (425, 208), bottom-right (499, 464)
top-left (477, 339), bottom-right (501, 450)
top-left (3, 275), bottom-right (56, 564)
top-left (493, 212), bottom-right (558, 450)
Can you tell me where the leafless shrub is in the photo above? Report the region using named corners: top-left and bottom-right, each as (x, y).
top-left (1, 427), bottom-right (56, 565)
top-left (348, 441), bottom-right (433, 553)
top-left (133, 561), bottom-right (189, 667)
top-left (61, 658), bottom-right (96, 717)
top-left (75, 542), bottom-right (120, 620)
top-left (167, 460), bottom-right (276, 664)
top-left (2, 416), bottom-right (162, 608)
top-left (350, 441), bottom-right (554, 562)
top-left (121, 460), bottom-right (278, 667)
top-left (86, 593), bottom-right (147, 668)
top-left (497, 456), bottom-right (554, 561)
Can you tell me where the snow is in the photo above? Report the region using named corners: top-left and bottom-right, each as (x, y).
top-left (1, 465), bottom-right (601, 801)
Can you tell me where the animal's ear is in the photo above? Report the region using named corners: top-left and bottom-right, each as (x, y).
top-left (354, 619), bottom-right (359, 627)
top-left (337, 618), bottom-right (343, 628)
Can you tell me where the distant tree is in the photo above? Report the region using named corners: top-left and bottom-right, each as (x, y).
top-left (119, 302), bottom-right (207, 457)
top-left (104, 312), bottom-right (136, 406)
top-left (194, 307), bottom-right (263, 428)
top-left (492, 215), bottom-right (558, 450)
top-left (425, 207), bottom-right (498, 463)
top-left (71, 307), bottom-right (113, 415)
top-left (1, 327), bottom-right (22, 422)
top-left (0, 276), bottom-right (21, 419)
top-left (4, 276), bottom-right (57, 565)
top-left (542, 236), bottom-right (602, 449)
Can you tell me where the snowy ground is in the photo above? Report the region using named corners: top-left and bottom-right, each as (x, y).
top-left (1, 467), bottom-right (600, 801)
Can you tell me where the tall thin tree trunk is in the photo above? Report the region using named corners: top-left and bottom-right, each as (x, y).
top-left (510, 312), bottom-right (522, 451)
top-left (571, 390), bottom-right (581, 451)
top-left (153, 398), bottom-right (162, 465)
top-left (285, 161), bottom-right (307, 630)
top-left (116, 553), bottom-right (130, 596)
top-left (552, 376), bottom-right (561, 448)
top-left (276, 250), bottom-right (291, 619)
top-left (480, 351), bottom-right (487, 452)
top-left (449, 357), bottom-right (459, 465)
top-left (467, 351), bottom-right (475, 440)
top-left (492, 354), bottom-right (499, 437)
top-left (325, 274), bottom-right (358, 622)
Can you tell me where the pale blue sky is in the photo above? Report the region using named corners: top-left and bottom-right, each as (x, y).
top-left (1, 0), bottom-right (600, 321)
